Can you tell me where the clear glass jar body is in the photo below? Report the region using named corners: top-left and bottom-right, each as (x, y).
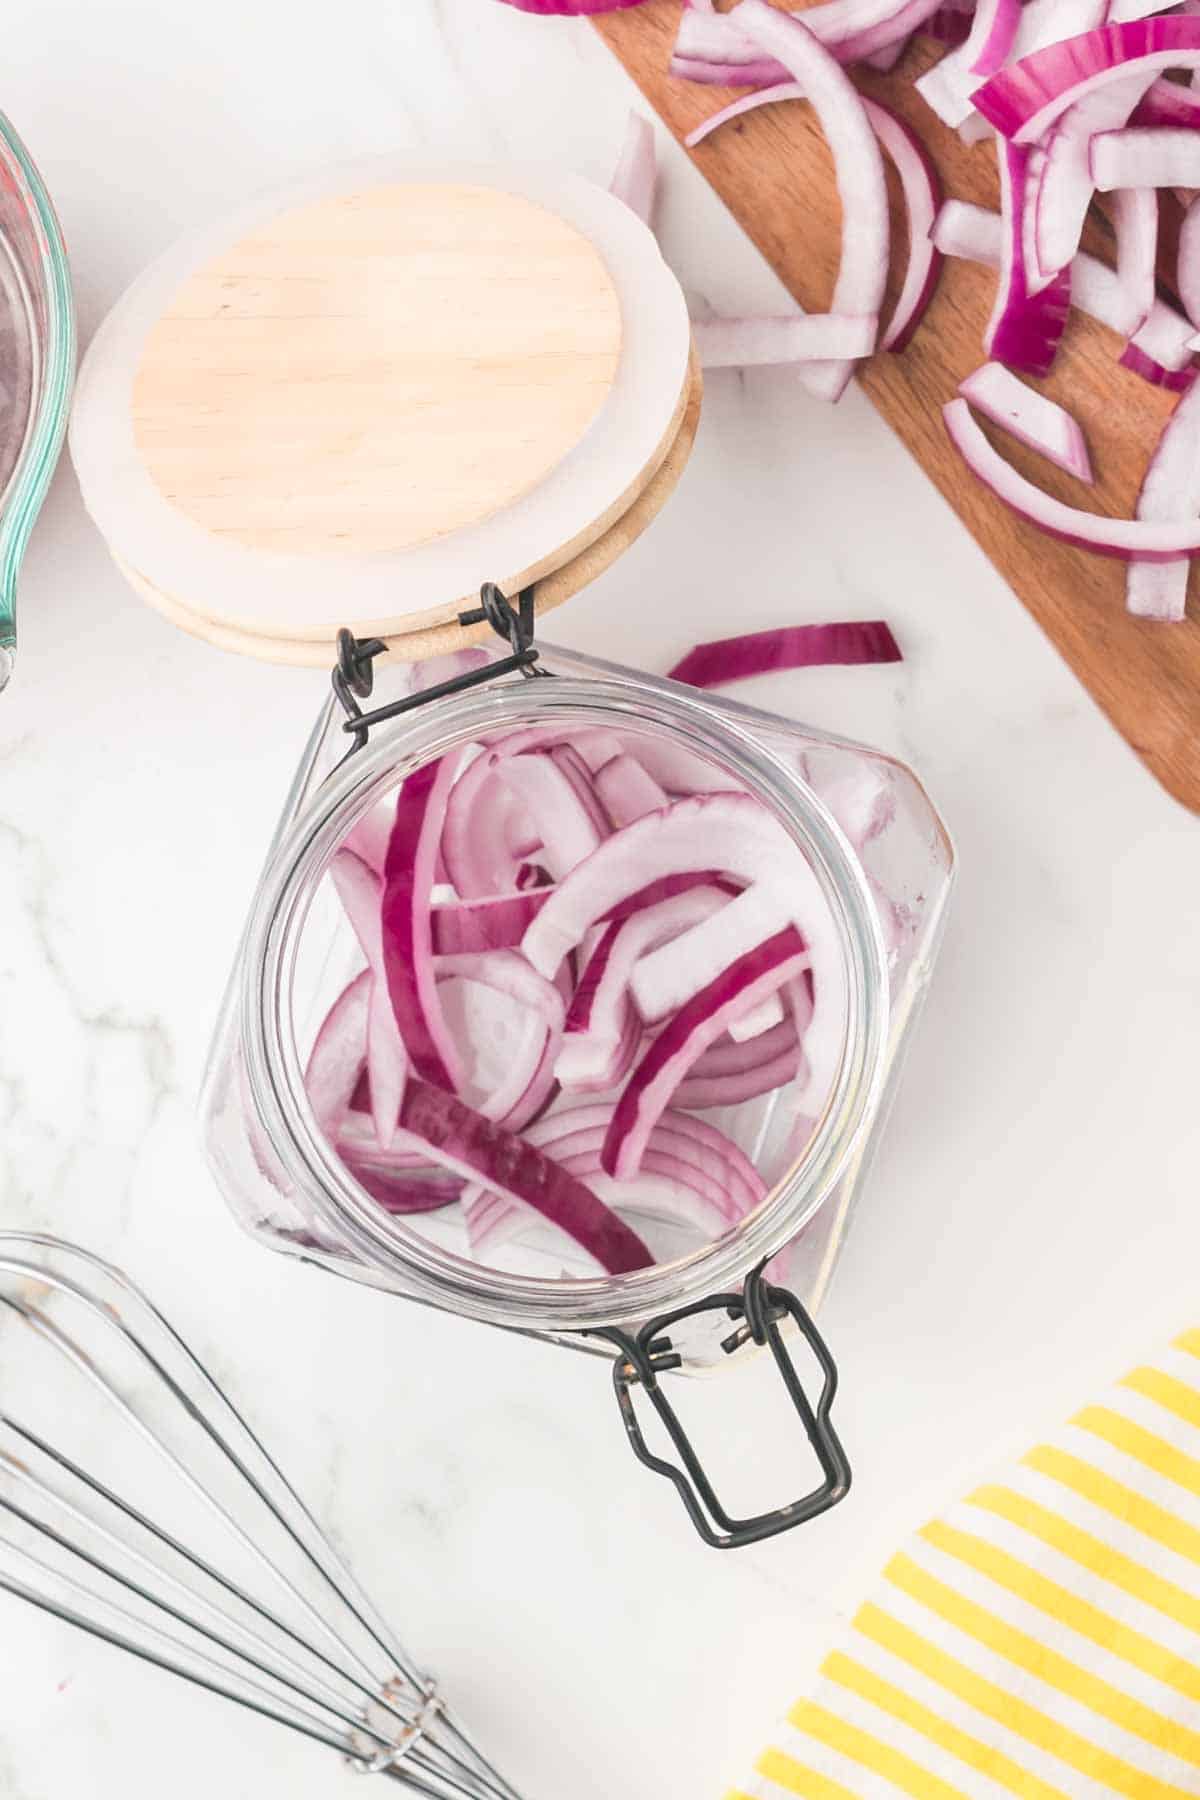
top-left (202, 641), bottom-right (953, 1365)
top-left (0, 111), bottom-right (75, 682)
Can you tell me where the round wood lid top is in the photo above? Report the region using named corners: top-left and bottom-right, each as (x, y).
top-left (130, 183), bottom-right (623, 558)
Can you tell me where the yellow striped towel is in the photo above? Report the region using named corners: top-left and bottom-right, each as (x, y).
top-left (727, 1327), bottom-right (1200, 1800)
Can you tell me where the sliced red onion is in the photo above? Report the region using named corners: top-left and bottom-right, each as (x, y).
top-left (603, 926), bottom-right (811, 1179)
top-left (629, 881), bottom-right (800, 1021)
top-left (986, 140), bottom-right (1071, 376)
top-left (863, 34), bottom-right (911, 71)
top-left (734, 0), bottom-right (889, 401)
top-left (688, 87), bottom-right (941, 357)
top-left (1117, 341), bottom-right (1197, 392)
top-left (666, 620), bottom-right (901, 686)
top-left (336, 1147), bottom-right (462, 1217)
top-left (690, 1012), bottom-right (798, 1077)
top-left (547, 745), bottom-right (611, 839)
top-left (1091, 125), bottom-right (1200, 192)
top-left (727, 993), bottom-right (787, 1041)
top-left (394, 1078), bottom-right (652, 1273)
top-left (1033, 73), bottom-right (1155, 282)
top-left (436, 950), bottom-right (565, 1129)
top-left (381, 754), bottom-right (468, 1091)
top-left (341, 803), bottom-right (394, 876)
top-left (673, 0), bottom-right (949, 78)
top-left (924, 1), bottom-right (973, 47)
top-left (494, 751), bottom-right (606, 879)
top-left (1180, 195), bottom-right (1200, 328)
top-left (559, 885), bottom-right (728, 1089)
top-left (497, 0), bottom-right (647, 12)
top-left (694, 313), bottom-right (879, 369)
top-left (864, 100), bottom-right (944, 351)
top-left (944, 393), bottom-right (1200, 556)
top-left (1112, 185), bottom-right (1158, 349)
top-left (593, 754), bottom-right (668, 828)
top-left (1131, 76), bottom-right (1200, 130)
top-left (974, 16), bottom-right (1200, 145)
top-left (932, 198), bottom-right (1195, 366)
top-left (673, 1043), bottom-right (806, 1109)
top-left (430, 888), bottom-right (551, 956)
top-left (1125, 378), bottom-right (1200, 620)
top-left (304, 971), bottom-right (372, 1143)
top-left (441, 751), bottom-right (541, 899)
top-left (914, 0), bottom-right (1023, 131)
top-left (958, 360), bottom-right (1093, 481)
top-left (329, 850), bottom-right (408, 1146)
top-left (609, 110), bottom-right (657, 225)
top-left (521, 794), bottom-right (804, 978)
top-left (529, 1103), bottom-right (766, 1212)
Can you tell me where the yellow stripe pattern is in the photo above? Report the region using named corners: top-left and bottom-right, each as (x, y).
top-left (729, 1328), bottom-right (1200, 1799)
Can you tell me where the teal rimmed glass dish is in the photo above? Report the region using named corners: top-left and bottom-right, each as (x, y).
top-left (0, 111), bottom-right (74, 689)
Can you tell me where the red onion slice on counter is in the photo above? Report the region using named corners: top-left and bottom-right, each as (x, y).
top-left (974, 17), bottom-right (1200, 145)
top-left (733, 0), bottom-right (888, 401)
top-left (687, 86), bottom-right (941, 357)
top-left (666, 620), bottom-right (901, 686)
top-left (1091, 125), bottom-right (1200, 191)
top-left (957, 361), bottom-right (1093, 482)
top-left (944, 395), bottom-right (1200, 557)
top-left (693, 313), bottom-right (878, 369)
top-left (1125, 379), bottom-right (1200, 620)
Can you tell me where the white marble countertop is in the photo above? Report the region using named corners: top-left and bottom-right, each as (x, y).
top-left (1, 3), bottom-right (1199, 1796)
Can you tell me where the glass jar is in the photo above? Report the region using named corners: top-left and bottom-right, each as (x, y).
top-left (202, 622), bottom-right (953, 1546)
top-left (0, 110), bottom-right (75, 687)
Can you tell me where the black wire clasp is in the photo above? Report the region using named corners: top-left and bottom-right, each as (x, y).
top-left (594, 1264), bottom-right (851, 1550)
top-left (331, 583), bottom-right (546, 755)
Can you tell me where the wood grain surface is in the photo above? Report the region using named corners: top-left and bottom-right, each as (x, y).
top-left (132, 183), bottom-right (623, 556)
top-left (593, 1), bottom-right (1200, 812)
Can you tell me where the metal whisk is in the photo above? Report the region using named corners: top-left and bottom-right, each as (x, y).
top-left (0, 1235), bottom-right (523, 1797)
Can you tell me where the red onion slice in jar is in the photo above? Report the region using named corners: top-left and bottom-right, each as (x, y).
top-left (559, 884), bottom-right (729, 1088)
top-left (603, 925), bottom-right (812, 1179)
top-left (381, 754), bottom-right (469, 1091)
top-left (395, 1079), bottom-right (654, 1274)
top-left (329, 850), bottom-right (408, 1146)
top-left (593, 754), bottom-right (668, 827)
top-left (957, 361), bottom-right (1094, 481)
top-left (495, 751), bottom-right (607, 877)
top-left (430, 888), bottom-right (552, 956)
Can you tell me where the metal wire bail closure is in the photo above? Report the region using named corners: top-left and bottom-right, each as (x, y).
top-left (595, 1264), bottom-right (851, 1550)
top-left (332, 582), bottom-right (545, 757)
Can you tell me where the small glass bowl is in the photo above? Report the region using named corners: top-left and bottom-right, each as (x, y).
top-left (0, 111), bottom-right (75, 688)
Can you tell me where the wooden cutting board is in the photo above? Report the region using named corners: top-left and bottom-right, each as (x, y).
top-left (593, 2), bottom-right (1200, 813)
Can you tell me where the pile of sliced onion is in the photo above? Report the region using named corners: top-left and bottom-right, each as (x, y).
top-left (577, 0), bottom-right (1200, 619)
top-left (302, 639), bottom-right (901, 1280)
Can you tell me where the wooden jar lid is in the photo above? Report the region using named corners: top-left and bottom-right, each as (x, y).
top-left (70, 160), bottom-right (696, 655)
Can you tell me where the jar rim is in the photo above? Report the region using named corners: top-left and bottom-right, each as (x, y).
top-left (240, 659), bottom-right (892, 1332)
